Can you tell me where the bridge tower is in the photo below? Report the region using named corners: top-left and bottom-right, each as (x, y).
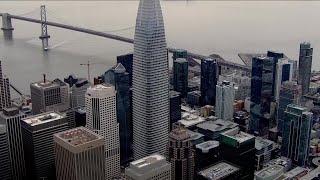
top-left (1, 13), bottom-right (14, 31)
top-left (39, 5), bottom-right (50, 51)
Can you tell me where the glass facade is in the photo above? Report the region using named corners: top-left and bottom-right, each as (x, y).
top-left (173, 58), bottom-right (188, 97)
top-left (298, 42), bottom-right (313, 95)
top-left (170, 91), bottom-right (181, 130)
top-left (117, 53), bottom-right (133, 87)
top-left (201, 58), bottom-right (218, 106)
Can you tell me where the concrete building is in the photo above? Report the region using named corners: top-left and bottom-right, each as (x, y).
top-left (173, 58), bottom-right (188, 97)
top-left (197, 161), bottom-right (240, 180)
top-left (167, 127), bottom-right (194, 180)
top-left (298, 42), bottom-right (313, 95)
top-left (54, 127), bottom-right (105, 180)
top-left (125, 154), bottom-right (171, 180)
top-left (220, 127), bottom-right (256, 179)
top-left (274, 58), bottom-right (293, 101)
top-left (195, 140), bottom-right (220, 172)
top-left (0, 61), bottom-right (11, 110)
top-left (201, 58), bottom-right (218, 106)
top-left (254, 164), bottom-right (284, 180)
top-left (0, 107), bottom-right (27, 180)
top-left (30, 77), bottom-right (69, 114)
top-left (132, 0), bottom-right (169, 159)
top-left (219, 72), bottom-right (251, 101)
top-left (215, 81), bottom-right (235, 121)
top-left (0, 124), bottom-right (11, 179)
top-left (281, 104), bottom-right (313, 166)
top-left (64, 75), bottom-right (90, 109)
top-left (85, 84), bottom-right (120, 179)
top-left (21, 112), bottom-right (69, 180)
top-left (255, 137), bottom-right (274, 170)
top-left (196, 119), bottom-right (238, 140)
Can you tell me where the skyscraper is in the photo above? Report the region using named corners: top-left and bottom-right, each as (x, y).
top-left (250, 56), bottom-right (274, 136)
top-left (266, 51), bottom-right (284, 97)
top-left (64, 75), bottom-right (90, 109)
top-left (170, 91), bottom-right (181, 130)
top-left (21, 111), bottom-right (69, 180)
top-left (215, 80), bottom-right (235, 121)
top-left (54, 127), bottom-right (105, 180)
top-left (167, 127), bottom-right (194, 180)
top-left (0, 61), bottom-right (11, 110)
top-left (104, 63), bottom-right (133, 165)
top-left (281, 104), bottom-right (312, 166)
top-left (201, 58), bottom-right (218, 106)
top-left (132, 0), bottom-right (169, 159)
top-left (298, 42), bottom-right (313, 95)
top-left (85, 84), bottom-right (120, 179)
top-left (117, 53), bottom-right (133, 86)
top-left (0, 107), bottom-right (27, 180)
top-left (277, 81), bottom-right (302, 134)
top-left (274, 58), bottom-right (293, 101)
top-left (30, 77), bottom-right (69, 114)
top-left (0, 124), bottom-right (11, 179)
top-left (172, 49), bottom-right (188, 61)
top-left (173, 58), bottom-right (188, 97)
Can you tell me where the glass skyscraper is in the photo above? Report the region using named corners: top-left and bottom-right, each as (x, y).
top-left (117, 53), bottom-right (133, 86)
top-left (281, 104), bottom-right (312, 166)
top-left (201, 58), bottom-right (218, 106)
top-left (173, 58), bottom-right (188, 97)
top-left (298, 42), bottom-right (313, 95)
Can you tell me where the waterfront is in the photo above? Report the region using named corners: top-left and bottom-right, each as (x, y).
top-left (1, 1), bottom-right (320, 94)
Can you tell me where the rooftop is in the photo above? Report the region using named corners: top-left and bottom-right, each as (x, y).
top-left (196, 119), bottom-right (238, 133)
top-left (255, 165), bottom-right (284, 178)
top-left (130, 154), bottom-right (165, 169)
top-left (22, 112), bottom-right (63, 126)
top-left (186, 129), bottom-right (204, 141)
top-left (174, 58), bottom-right (188, 63)
top-left (32, 78), bottom-right (66, 88)
top-left (221, 127), bottom-right (255, 143)
top-left (169, 127), bottom-right (190, 141)
top-left (196, 141), bottom-right (219, 152)
top-left (198, 161), bottom-right (239, 179)
top-left (54, 127), bottom-right (102, 147)
top-left (179, 112), bottom-right (205, 127)
top-left (170, 90), bottom-right (181, 98)
top-left (282, 167), bottom-right (309, 179)
top-left (255, 137), bottom-right (274, 151)
top-left (86, 84), bottom-right (115, 97)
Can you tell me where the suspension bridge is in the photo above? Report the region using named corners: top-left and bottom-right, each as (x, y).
top-left (0, 6), bottom-right (250, 73)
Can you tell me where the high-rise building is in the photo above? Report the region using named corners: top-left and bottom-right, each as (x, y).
top-left (266, 51), bottom-right (284, 97)
top-left (21, 111), bottom-right (69, 180)
top-left (277, 81), bottom-right (302, 134)
top-left (104, 63), bottom-right (133, 166)
top-left (274, 58), bottom-right (293, 101)
top-left (167, 127), bottom-right (194, 180)
top-left (117, 53), bottom-right (133, 86)
top-left (195, 141), bottom-right (220, 172)
top-left (170, 91), bottom-right (181, 130)
top-left (219, 72), bottom-right (251, 101)
top-left (255, 137), bottom-right (274, 170)
top-left (64, 75), bottom-right (90, 108)
top-left (30, 77), bottom-right (69, 114)
top-left (250, 56), bottom-right (274, 136)
top-left (125, 154), bottom-right (171, 180)
top-left (0, 124), bottom-right (11, 179)
top-left (173, 58), bottom-right (188, 97)
top-left (0, 107), bottom-right (27, 180)
top-left (0, 61), bottom-right (11, 110)
top-left (172, 49), bottom-right (188, 60)
top-left (215, 80), bottom-right (235, 121)
top-left (201, 58), bottom-right (218, 106)
top-left (220, 127), bottom-right (256, 179)
top-left (281, 104), bottom-right (312, 166)
top-left (132, 0), bottom-right (169, 159)
top-left (85, 84), bottom-right (120, 178)
top-left (54, 127), bottom-right (105, 180)
top-left (298, 42), bottom-right (313, 95)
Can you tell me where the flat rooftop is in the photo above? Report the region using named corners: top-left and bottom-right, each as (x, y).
top-left (55, 127), bottom-right (102, 147)
top-left (130, 154), bottom-right (165, 169)
top-left (282, 167), bottom-right (308, 179)
top-left (255, 165), bottom-right (284, 178)
top-left (32, 78), bottom-right (66, 88)
top-left (196, 141), bottom-right (219, 152)
top-left (255, 137), bottom-right (274, 151)
top-left (186, 129), bottom-right (204, 141)
top-left (22, 112), bottom-right (63, 126)
top-left (198, 161), bottom-right (239, 179)
top-left (221, 127), bottom-right (255, 143)
top-left (179, 112), bottom-right (205, 127)
top-left (196, 119), bottom-right (238, 133)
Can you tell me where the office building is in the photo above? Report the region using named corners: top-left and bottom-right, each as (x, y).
top-left (219, 73), bottom-right (251, 101)
top-left (0, 124), bottom-right (11, 179)
top-left (0, 61), bottom-right (11, 110)
top-left (125, 154), bottom-right (171, 180)
top-left (254, 164), bottom-right (284, 180)
top-left (298, 42), bottom-right (313, 95)
top-left (255, 137), bottom-right (274, 170)
top-left (220, 127), bottom-right (256, 179)
top-left (281, 104), bottom-right (312, 166)
top-left (170, 91), bottom-right (181, 129)
top-left (21, 112), bottom-right (69, 180)
top-left (85, 84), bottom-right (120, 178)
top-left (167, 127), bottom-right (194, 180)
top-left (277, 81), bottom-right (302, 134)
top-left (274, 58), bottom-right (293, 101)
top-left (132, 0), bottom-right (169, 159)
top-left (54, 127), bottom-right (105, 180)
top-left (30, 77), bottom-right (69, 114)
top-left (195, 140), bottom-right (220, 171)
top-left (104, 63), bottom-right (133, 165)
top-left (201, 58), bottom-right (218, 106)
top-left (172, 49), bottom-right (188, 60)
top-left (196, 119), bottom-right (238, 140)
top-left (250, 56), bottom-right (274, 136)
top-left (233, 111), bottom-right (249, 131)
top-left (0, 107), bottom-right (27, 179)
top-left (187, 90), bottom-right (201, 107)
top-left (117, 53), bottom-right (133, 86)
top-left (215, 81), bottom-right (235, 121)
top-left (173, 58), bottom-right (188, 97)
top-left (197, 161), bottom-right (241, 180)
top-left (64, 75), bottom-right (90, 108)
top-left (266, 51), bottom-right (284, 97)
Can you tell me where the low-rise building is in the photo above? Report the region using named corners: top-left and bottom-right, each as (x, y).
top-left (197, 161), bottom-right (240, 180)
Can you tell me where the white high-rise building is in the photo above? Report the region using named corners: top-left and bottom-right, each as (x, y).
top-left (132, 0), bottom-right (169, 159)
top-left (85, 84), bottom-right (120, 179)
top-left (215, 81), bottom-right (235, 121)
top-left (274, 58), bottom-right (293, 101)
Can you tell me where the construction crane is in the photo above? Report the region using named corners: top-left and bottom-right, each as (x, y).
top-left (80, 60), bottom-right (109, 85)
